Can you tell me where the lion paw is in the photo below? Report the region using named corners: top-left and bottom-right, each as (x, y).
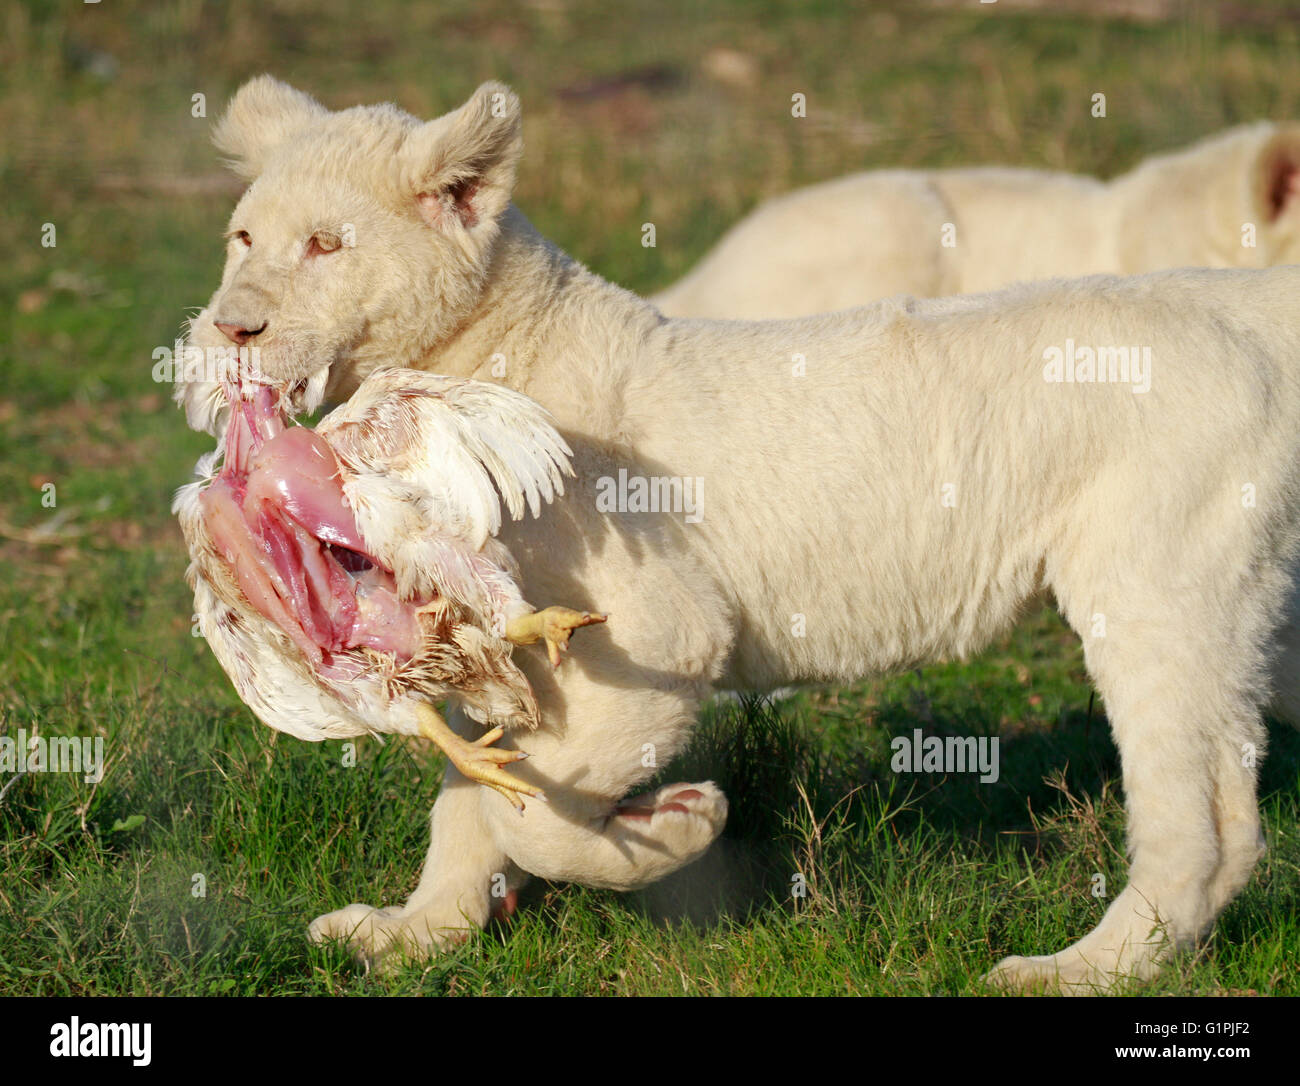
top-left (308, 902), bottom-right (470, 973)
top-left (983, 950), bottom-right (1133, 995)
top-left (613, 780), bottom-right (728, 858)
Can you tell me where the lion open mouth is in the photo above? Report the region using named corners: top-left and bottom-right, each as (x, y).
top-left (197, 378), bottom-right (425, 675)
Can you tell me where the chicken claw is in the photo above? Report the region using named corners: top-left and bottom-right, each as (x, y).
top-left (506, 606), bottom-right (609, 667)
top-left (412, 702), bottom-right (544, 812)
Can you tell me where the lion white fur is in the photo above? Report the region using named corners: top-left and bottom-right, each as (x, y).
top-left (652, 122), bottom-right (1300, 320)
top-left (651, 122), bottom-right (1300, 735)
top-left (177, 79), bottom-right (1300, 990)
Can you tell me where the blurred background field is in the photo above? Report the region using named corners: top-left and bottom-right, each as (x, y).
top-left (1, 0), bottom-right (1299, 995)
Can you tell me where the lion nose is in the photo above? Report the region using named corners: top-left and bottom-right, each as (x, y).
top-left (214, 320), bottom-right (268, 346)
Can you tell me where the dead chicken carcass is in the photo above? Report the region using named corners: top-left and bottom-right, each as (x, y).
top-left (174, 368), bottom-right (606, 809)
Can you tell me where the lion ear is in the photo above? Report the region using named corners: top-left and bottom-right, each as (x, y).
top-left (213, 76), bottom-right (328, 181)
top-left (400, 81), bottom-right (523, 231)
top-left (1253, 125), bottom-right (1300, 223)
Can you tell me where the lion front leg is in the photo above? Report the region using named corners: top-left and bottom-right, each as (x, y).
top-left (471, 676), bottom-right (728, 892)
top-left (309, 758), bottom-right (514, 972)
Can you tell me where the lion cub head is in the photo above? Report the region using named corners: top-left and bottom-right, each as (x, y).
top-left (178, 77), bottom-right (522, 434)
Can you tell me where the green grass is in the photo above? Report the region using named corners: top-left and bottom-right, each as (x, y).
top-left (3, 0), bottom-right (1300, 995)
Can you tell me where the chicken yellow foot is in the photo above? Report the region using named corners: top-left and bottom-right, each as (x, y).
top-left (506, 606), bottom-right (609, 667)
top-left (412, 701), bottom-right (543, 812)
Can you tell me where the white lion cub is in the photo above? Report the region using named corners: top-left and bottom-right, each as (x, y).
top-left (177, 78), bottom-right (1300, 991)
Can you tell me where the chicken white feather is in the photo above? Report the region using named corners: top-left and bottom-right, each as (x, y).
top-left (317, 371), bottom-right (572, 615)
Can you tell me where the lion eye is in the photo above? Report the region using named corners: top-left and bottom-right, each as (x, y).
top-left (306, 233), bottom-right (342, 258)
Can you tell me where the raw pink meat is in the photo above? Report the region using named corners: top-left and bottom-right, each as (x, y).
top-left (199, 382), bottom-right (425, 668)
